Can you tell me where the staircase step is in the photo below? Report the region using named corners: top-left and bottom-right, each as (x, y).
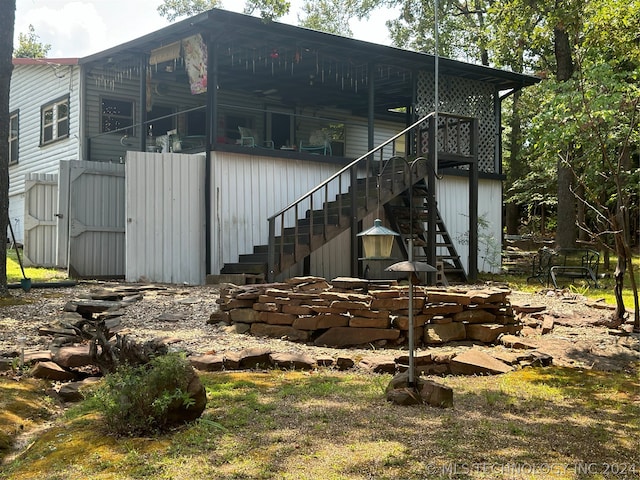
top-left (220, 263), bottom-right (267, 275)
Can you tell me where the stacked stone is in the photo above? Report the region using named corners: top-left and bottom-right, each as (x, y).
top-left (214, 277), bottom-right (521, 348)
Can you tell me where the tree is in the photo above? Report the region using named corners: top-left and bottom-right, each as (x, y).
top-left (157, 0), bottom-right (290, 22)
top-left (298, 0), bottom-right (357, 36)
top-left (13, 24), bottom-right (50, 58)
top-left (0, 0), bottom-right (16, 296)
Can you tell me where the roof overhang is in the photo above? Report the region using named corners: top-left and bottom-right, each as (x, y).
top-left (78, 8), bottom-right (540, 116)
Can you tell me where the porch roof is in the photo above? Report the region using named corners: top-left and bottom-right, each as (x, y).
top-left (80, 8), bottom-right (540, 117)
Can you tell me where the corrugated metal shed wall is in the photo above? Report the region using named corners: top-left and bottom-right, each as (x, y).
top-left (64, 161), bottom-right (126, 278)
top-left (125, 152), bottom-right (206, 284)
top-left (210, 151), bottom-right (343, 276)
top-left (22, 173), bottom-right (58, 267)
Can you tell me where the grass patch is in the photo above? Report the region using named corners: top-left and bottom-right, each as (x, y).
top-left (1, 367), bottom-right (638, 479)
top-left (5, 248), bottom-right (68, 284)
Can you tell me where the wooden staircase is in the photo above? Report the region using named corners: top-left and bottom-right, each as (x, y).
top-left (220, 112), bottom-right (479, 282)
top-left (384, 179), bottom-right (467, 284)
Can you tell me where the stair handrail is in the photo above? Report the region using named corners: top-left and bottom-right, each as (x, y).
top-left (266, 112), bottom-right (440, 281)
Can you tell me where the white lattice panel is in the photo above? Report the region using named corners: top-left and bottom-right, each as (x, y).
top-left (416, 71), bottom-right (497, 173)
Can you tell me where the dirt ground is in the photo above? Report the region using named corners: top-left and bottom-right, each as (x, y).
top-left (0, 281), bottom-right (638, 373)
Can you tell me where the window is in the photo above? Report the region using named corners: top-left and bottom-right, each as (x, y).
top-left (41, 96), bottom-right (69, 145)
top-left (147, 105), bottom-right (174, 136)
top-left (101, 98), bottom-right (134, 135)
top-left (9, 110), bottom-right (18, 164)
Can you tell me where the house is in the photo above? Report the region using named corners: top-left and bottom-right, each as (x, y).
top-left (8, 8), bottom-right (539, 285)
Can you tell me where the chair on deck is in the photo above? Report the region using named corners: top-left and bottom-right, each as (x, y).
top-left (299, 130), bottom-right (332, 155)
top-left (238, 126), bottom-right (274, 149)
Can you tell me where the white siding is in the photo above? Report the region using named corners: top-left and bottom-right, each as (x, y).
top-left (437, 176), bottom-right (503, 274)
top-left (210, 151), bottom-right (343, 276)
top-left (8, 64), bottom-right (82, 242)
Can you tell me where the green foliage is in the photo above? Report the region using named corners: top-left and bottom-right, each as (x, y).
top-left (91, 353), bottom-right (198, 436)
top-left (13, 24), bottom-right (50, 58)
top-left (298, 0), bottom-right (357, 36)
top-left (157, 0), bottom-right (223, 21)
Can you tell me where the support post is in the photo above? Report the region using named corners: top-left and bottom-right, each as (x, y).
top-left (426, 117), bottom-right (437, 285)
top-left (138, 55), bottom-right (148, 152)
top-left (468, 118), bottom-right (479, 281)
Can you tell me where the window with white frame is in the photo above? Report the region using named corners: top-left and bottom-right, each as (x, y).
top-left (41, 96), bottom-right (69, 145)
top-left (9, 110), bottom-right (18, 164)
top-left (101, 98), bottom-right (135, 135)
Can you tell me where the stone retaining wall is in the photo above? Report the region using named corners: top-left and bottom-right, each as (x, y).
top-left (212, 276), bottom-right (523, 348)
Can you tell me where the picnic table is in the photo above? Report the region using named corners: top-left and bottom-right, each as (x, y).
top-left (527, 247), bottom-right (600, 289)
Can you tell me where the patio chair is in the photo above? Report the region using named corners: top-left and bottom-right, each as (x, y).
top-left (299, 130), bottom-right (332, 155)
top-left (238, 127), bottom-right (274, 149)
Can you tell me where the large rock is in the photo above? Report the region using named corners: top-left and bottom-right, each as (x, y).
top-left (269, 352), bottom-right (316, 370)
top-left (424, 323), bottom-right (466, 344)
top-left (452, 309), bottom-right (496, 324)
top-left (314, 327), bottom-right (400, 347)
top-left (190, 354), bottom-right (225, 371)
top-left (31, 361), bottom-right (76, 381)
top-left (385, 372), bottom-right (453, 407)
top-left (250, 323), bottom-right (310, 342)
top-left (165, 369), bottom-right (207, 425)
top-left (465, 324), bottom-right (511, 343)
top-left (358, 356), bottom-right (397, 374)
top-left (449, 349), bottom-right (513, 375)
top-left (53, 344), bottom-right (94, 368)
top-left (224, 347), bottom-right (272, 370)
top-left (229, 308), bottom-right (261, 323)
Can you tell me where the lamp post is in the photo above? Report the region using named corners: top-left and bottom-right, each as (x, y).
top-left (359, 157), bottom-right (437, 389)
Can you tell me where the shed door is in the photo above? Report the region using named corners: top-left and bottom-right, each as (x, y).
top-left (23, 173), bottom-right (58, 267)
top-left (59, 160), bottom-right (125, 278)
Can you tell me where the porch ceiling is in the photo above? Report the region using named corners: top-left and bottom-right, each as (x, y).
top-left (80, 8), bottom-right (539, 117)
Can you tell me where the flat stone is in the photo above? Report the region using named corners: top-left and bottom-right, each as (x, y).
top-left (269, 352), bottom-right (316, 370)
top-left (320, 291), bottom-right (372, 302)
top-left (224, 347), bottom-right (272, 370)
top-left (66, 300), bottom-right (123, 315)
top-left (336, 356), bottom-right (355, 370)
top-left (329, 300), bottom-right (371, 311)
top-left (208, 311), bottom-right (231, 324)
top-left (53, 344), bottom-right (94, 368)
top-left (465, 324), bottom-right (511, 343)
top-left (259, 312), bottom-right (297, 325)
top-left (499, 334), bottom-right (538, 349)
top-left (392, 314), bottom-right (430, 330)
top-left (190, 354), bottom-right (225, 371)
top-left (452, 309), bottom-right (497, 324)
top-left (359, 356), bottom-right (397, 374)
top-left (229, 308), bottom-right (261, 323)
top-left (449, 349), bottom-right (513, 375)
top-left (419, 379), bottom-right (454, 408)
top-left (31, 361), bottom-right (76, 381)
top-left (282, 305), bottom-right (314, 315)
top-left (316, 355), bottom-right (335, 367)
top-left (330, 277), bottom-right (369, 289)
top-left (253, 302), bottom-right (280, 312)
top-left (541, 315), bottom-right (555, 334)
top-left (156, 312), bottom-right (186, 322)
top-left (426, 291), bottom-right (472, 305)
top-left (370, 297), bottom-right (424, 311)
top-left (511, 303), bottom-right (547, 314)
top-left (314, 327), bottom-right (400, 348)
top-left (424, 323), bottom-right (466, 344)
top-left (23, 350), bottom-right (53, 364)
top-left (57, 377), bottom-right (101, 402)
top-left (250, 323), bottom-right (310, 342)
top-left (349, 317), bottom-right (390, 329)
top-left (422, 303), bottom-right (464, 315)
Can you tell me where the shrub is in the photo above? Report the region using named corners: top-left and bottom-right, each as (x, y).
top-left (92, 353), bottom-right (204, 436)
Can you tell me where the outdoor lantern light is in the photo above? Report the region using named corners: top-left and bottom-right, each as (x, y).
top-left (357, 219), bottom-right (399, 260)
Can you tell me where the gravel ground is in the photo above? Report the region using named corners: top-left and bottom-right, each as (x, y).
top-left (1, 281), bottom-right (638, 371)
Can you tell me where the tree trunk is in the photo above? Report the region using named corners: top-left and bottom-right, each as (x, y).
top-left (505, 90), bottom-right (523, 236)
top-left (553, 25), bottom-right (576, 249)
top-left (556, 156), bottom-right (576, 248)
top-left (0, 1), bottom-right (16, 296)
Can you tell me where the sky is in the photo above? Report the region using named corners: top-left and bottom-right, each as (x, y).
top-left (14, 0), bottom-right (397, 58)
